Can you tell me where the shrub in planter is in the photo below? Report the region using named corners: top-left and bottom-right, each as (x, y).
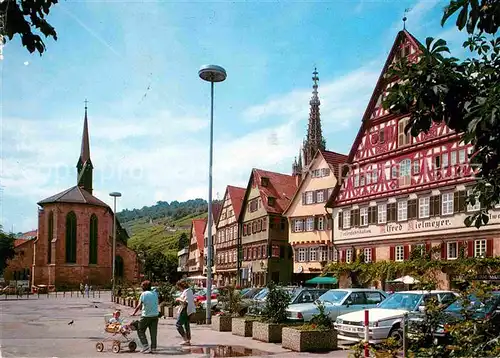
top-left (232, 317), bottom-right (258, 337)
top-left (282, 301), bottom-right (337, 352)
top-left (212, 286), bottom-right (242, 331)
top-left (252, 282), bottom-right (291, 343)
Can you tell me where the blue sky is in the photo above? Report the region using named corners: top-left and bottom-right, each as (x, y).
top-left (2, 0), bottom-right (468, 232)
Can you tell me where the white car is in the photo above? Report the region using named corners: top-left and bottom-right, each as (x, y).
top-left (334, 290), bottom-right (458, 344)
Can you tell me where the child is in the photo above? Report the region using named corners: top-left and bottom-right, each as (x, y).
top-left (107, 311), bottom-right (129, 334)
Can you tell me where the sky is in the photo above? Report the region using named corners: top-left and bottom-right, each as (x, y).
top-left (1, 0), bottom-right (469, 233)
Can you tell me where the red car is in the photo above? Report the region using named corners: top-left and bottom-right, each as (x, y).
top-left (194, 289), bottom-right (219, 302)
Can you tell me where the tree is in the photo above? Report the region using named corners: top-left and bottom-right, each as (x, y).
top-left (383, 0), bottom-right (500, 228)
top-left (0, 227), bottom-right (16, 275)
top-left (1, 0), bottom-right (58, 55)
top-left (178, 232), bottom-right (189, 250)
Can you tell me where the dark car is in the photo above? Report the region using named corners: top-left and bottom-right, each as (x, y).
top-left (248, 287), bottom-right (328, 315)
top-left (409, 291), bottom-right (500, 345)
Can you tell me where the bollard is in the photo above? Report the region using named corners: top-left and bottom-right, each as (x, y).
top-left (402, 313), bottom-right (408, 358)
top-left (38, 291), bottom-right (40, 298)
top-left (63, 291), bottom-right (66, 297)
top-left (71, 291), bottom-right (73, 297)
top-left (364, 309), bottom-right (370, 358)
top-left (55, 290), bottom-right (57, 298)
top-left (98, 290), bottom-right (100, 298)
top-left (93, 291), bottom-right (95, 298)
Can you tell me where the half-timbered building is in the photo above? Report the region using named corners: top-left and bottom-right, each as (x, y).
top-left (326, 30), bottom-right (500, 289)
top-left (187, 218), bottom-right (207, 280)
top-left (214, 186), bottom-right (245, 286)
top-left (202, 202), bottom-right (222, 277)
top-left (239, 169), bottom-right (297, 286)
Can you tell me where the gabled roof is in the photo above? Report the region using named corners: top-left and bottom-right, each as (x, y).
top-left (37, 186), bottom-right (109, 208)
top-left (14, 239), bottom-right (32, 248)
top-left (18, 230), bottom-right (37, 240)
top-left (326, 30), bottom-right (423, 208)
top-left (283, 149), bottom-right (347, 216)
top-left (239, 168), bottom-right (297, 220)
top-left (227, 185), bottom-right (246, 219)
top-left (204, 201), bottom-right (223, 235)
top-left (191, 218), bottom-right (207, 253)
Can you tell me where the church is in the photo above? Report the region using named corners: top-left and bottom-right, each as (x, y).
top-left (30, 105), bottom-right (140, 289)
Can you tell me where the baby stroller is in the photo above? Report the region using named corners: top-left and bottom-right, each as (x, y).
top-left (95, 314), bottom-right (139, 353)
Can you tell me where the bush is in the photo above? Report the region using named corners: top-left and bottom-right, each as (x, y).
top-left (309, 300), bottom-right (332, 330)
top-left (261, 282), bottom-right (291, 324)
top-left (218, 285), bottom-right (242, 317)
top-left (156, 282), bottom-right (175, 306)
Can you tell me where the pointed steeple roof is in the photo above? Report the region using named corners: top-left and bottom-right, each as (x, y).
top-left (80, 102), bottom-right (91, 165)
top-left (303, 68), bottom-right (325, 169)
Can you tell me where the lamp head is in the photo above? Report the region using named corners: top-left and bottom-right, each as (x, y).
top-left (198, 65), bottom-right (227, 83)
top-left (109, 192), bottom-right (122, 198)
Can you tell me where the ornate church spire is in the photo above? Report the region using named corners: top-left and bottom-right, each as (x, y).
top-left (302, 68), bottom-right (326, 169)
top-left (292, 147), bottom-right (303, 176)
top-left (77, 100), bottom-right (94, 194)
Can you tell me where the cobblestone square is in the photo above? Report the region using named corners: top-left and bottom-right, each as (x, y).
top-left (0, 293), bottom-right (350, 357)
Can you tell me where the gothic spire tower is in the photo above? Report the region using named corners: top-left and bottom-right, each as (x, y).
top-left (76, 100), bottom-right (94, 194)
top-left (302, 68), bottom-right (326, 170)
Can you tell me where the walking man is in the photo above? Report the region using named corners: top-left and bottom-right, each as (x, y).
top-left (175, 280), bottom-right (195, 346)
top-left (132, 280), bottom-right (159, 354)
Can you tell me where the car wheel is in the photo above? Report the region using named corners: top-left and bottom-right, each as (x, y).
top-left (389, 327), bottom-right (404, 346)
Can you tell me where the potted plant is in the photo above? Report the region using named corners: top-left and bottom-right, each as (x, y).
top-left (282, 300), bottom-right (337, 352)
top-left (157, 283), bottom-right (175, 317)
top-left (212, 286), bottom-right (241, 331)
top-left (252, 282), bottom-right (292, 343)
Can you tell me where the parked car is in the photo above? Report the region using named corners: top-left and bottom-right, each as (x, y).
top-left (334, 290), bottom-right (457, 344)
top-left (249, 287), bottom-right (327, 315)
top-left (409, 291), bottom-right (500, 345)
top-left (287, 288), bottom-right (387, 322)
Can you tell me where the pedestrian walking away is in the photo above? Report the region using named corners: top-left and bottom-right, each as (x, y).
top-left (132, 280), bottom-right (159, 354)
top-left (175, 279), bottom-right (195, 346)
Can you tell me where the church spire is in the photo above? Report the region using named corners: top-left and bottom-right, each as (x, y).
top-left (77, 100), bottom-right (94, 194)
top-left (303, 68), bottom-right (325, 169)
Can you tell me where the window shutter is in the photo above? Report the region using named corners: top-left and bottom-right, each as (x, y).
top-left (486, 239), bottom-right (493, 257)
top-left (388, 203), bottom-right (396, 222)
top-left (262, 217), bottom-right (267, 231)
top-left (323, 189), bottom-right (328, 202)
top-left (312, 191), bottom-right (317, 203)
top-left (338, 212), bottom-right (343, 229)
top-left (314, 216), bottom-right (319, 230)
top-left (341, 250), bottom-right (346, 262)
top-left (441, 243), bottom-right (446, 260)
top-left (326, 216), bottom-right (332, 230)
top-left (390, 246), bottom-right (395, 261)
top-left (408, 199), bottom-right (417, 219)
top-left (291, 220), bottom-right (295, 233)
top-left (352, 209), bottom-right (359, 227)
top-left (305, 248), bottom-right (310, 262)
top-left (468, 240), bottom-right (474, 258)
top-left (404, 245), bottom-right (410, 260)
top-left (453, 192), bottom-right (459, 213)
top-left (425, 242), bottom-right (431, 255)
top-left (430, 196), bottom-right (440, 217)
top-left (372, 248), bottom-right (376, 262)
top-left (302, 193), bottom-right (306, 205)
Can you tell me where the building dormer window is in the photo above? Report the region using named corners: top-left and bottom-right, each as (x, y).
top-left (261, 177), bottom-right (269, 187)
top-left (268, 197), bottom-right (275, 206)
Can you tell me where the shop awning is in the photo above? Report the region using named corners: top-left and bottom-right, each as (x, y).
top-left (305, 276), bottom-right (338, 285)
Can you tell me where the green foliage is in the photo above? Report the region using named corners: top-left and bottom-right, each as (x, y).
top-left (1, 0), bottom-right (58, 55)
top-left (383, 0), bottom-right (500, 228)
top-left (117, 199), bottom-right (209, 223)
top-left (261, 282), bottom-right (292, 324)
top-left (309, 300), bottom-right (333, 330)
top-left (178, 232), bottom-right (189, 250)
top-left (0, 227), bottom-right (16, 275)
top-left (218, 285), bottom-right (242, 317)
top-left (156, 282), bottom-right (176, 306)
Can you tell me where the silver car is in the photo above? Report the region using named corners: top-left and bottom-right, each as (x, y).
top-left (286, 288), bottom-right (387, 322)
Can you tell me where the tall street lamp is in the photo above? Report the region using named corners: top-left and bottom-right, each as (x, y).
top-left (109, 191), bottom-right (122, 301)
top-left (198, 64), bottom-right (227, 324)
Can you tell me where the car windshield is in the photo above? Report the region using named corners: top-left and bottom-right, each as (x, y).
top-left (378, 293), bottom-right (422, 311)
top-left (254, 288), bottom-right (269, 300)
top-left (446, 293), bottom-right (500, 314)
top-left (318, 290), bottom-right (348, 304)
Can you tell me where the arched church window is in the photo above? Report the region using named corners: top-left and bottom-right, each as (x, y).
top-left (65, 211), bottom-right (77, 263)
top-left (89, 214), bottom-right (98, 264)
top-left (115, 256), bottom-right (124, 278)
top-left (48, 211), bottom-right (53, 264)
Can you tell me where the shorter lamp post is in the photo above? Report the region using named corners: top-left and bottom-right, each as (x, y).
top-left (109, 192), bottom-right (122, 301)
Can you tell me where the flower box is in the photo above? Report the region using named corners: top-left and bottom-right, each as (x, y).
top-left (252, 321), bottom-right (285, 343)
top-left (211, 315), bottom-right (232, 332)
top-left (231, 318), bottom-right (254, 337)
top-left (281, 327), bottom-right (337, 352)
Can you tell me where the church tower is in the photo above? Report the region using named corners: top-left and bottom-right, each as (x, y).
top-left (76, 102), bottom-right (94, 194)
top-left (302, 68), bottom-right (326, 171)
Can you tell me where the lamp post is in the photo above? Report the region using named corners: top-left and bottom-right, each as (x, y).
top-left (198, 64), bottom-right (227, 324)
top-left (109, 191), bottom-right (122, 301)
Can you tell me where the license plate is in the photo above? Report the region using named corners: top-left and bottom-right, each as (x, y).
top-left (340, 325), bottom-right (356, 332)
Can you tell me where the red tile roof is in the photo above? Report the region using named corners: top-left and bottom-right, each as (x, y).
top-left (192, 218), bottom-right (207, 253)
top-left (211, 202), bottom-right (223, 223)
top-left (321, 150), bottom-right (348, 180)
top-left (18, 230), bottom-right (37, 240)
top-left (253, 169), bottom-right (297, 214)
top-left (37, 186), bottom-right (109, 208)
top-left (227, 185), bottom-right (246, 219)
top-left (14, 239), bottom-right (31, 248)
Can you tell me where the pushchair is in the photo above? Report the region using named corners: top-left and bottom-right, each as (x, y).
top-left (95, 314), bottom-right (139, 353)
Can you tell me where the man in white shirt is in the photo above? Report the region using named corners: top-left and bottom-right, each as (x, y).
top-left (175, 280), bottom-right (195, 346)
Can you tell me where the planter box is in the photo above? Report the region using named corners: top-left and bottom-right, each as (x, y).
top-left (211, 315), bottom-right (232, 332)
top-left (232, 318), bottom-right (254, 337)
top-left (190, 311), bottom-right (206, 324)
top-left (252, 321), bottom-right (284, 343)
top-left (166, 306), bottom-right (174, 317)
top-left (281, 327), bottom-right (337, 352)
